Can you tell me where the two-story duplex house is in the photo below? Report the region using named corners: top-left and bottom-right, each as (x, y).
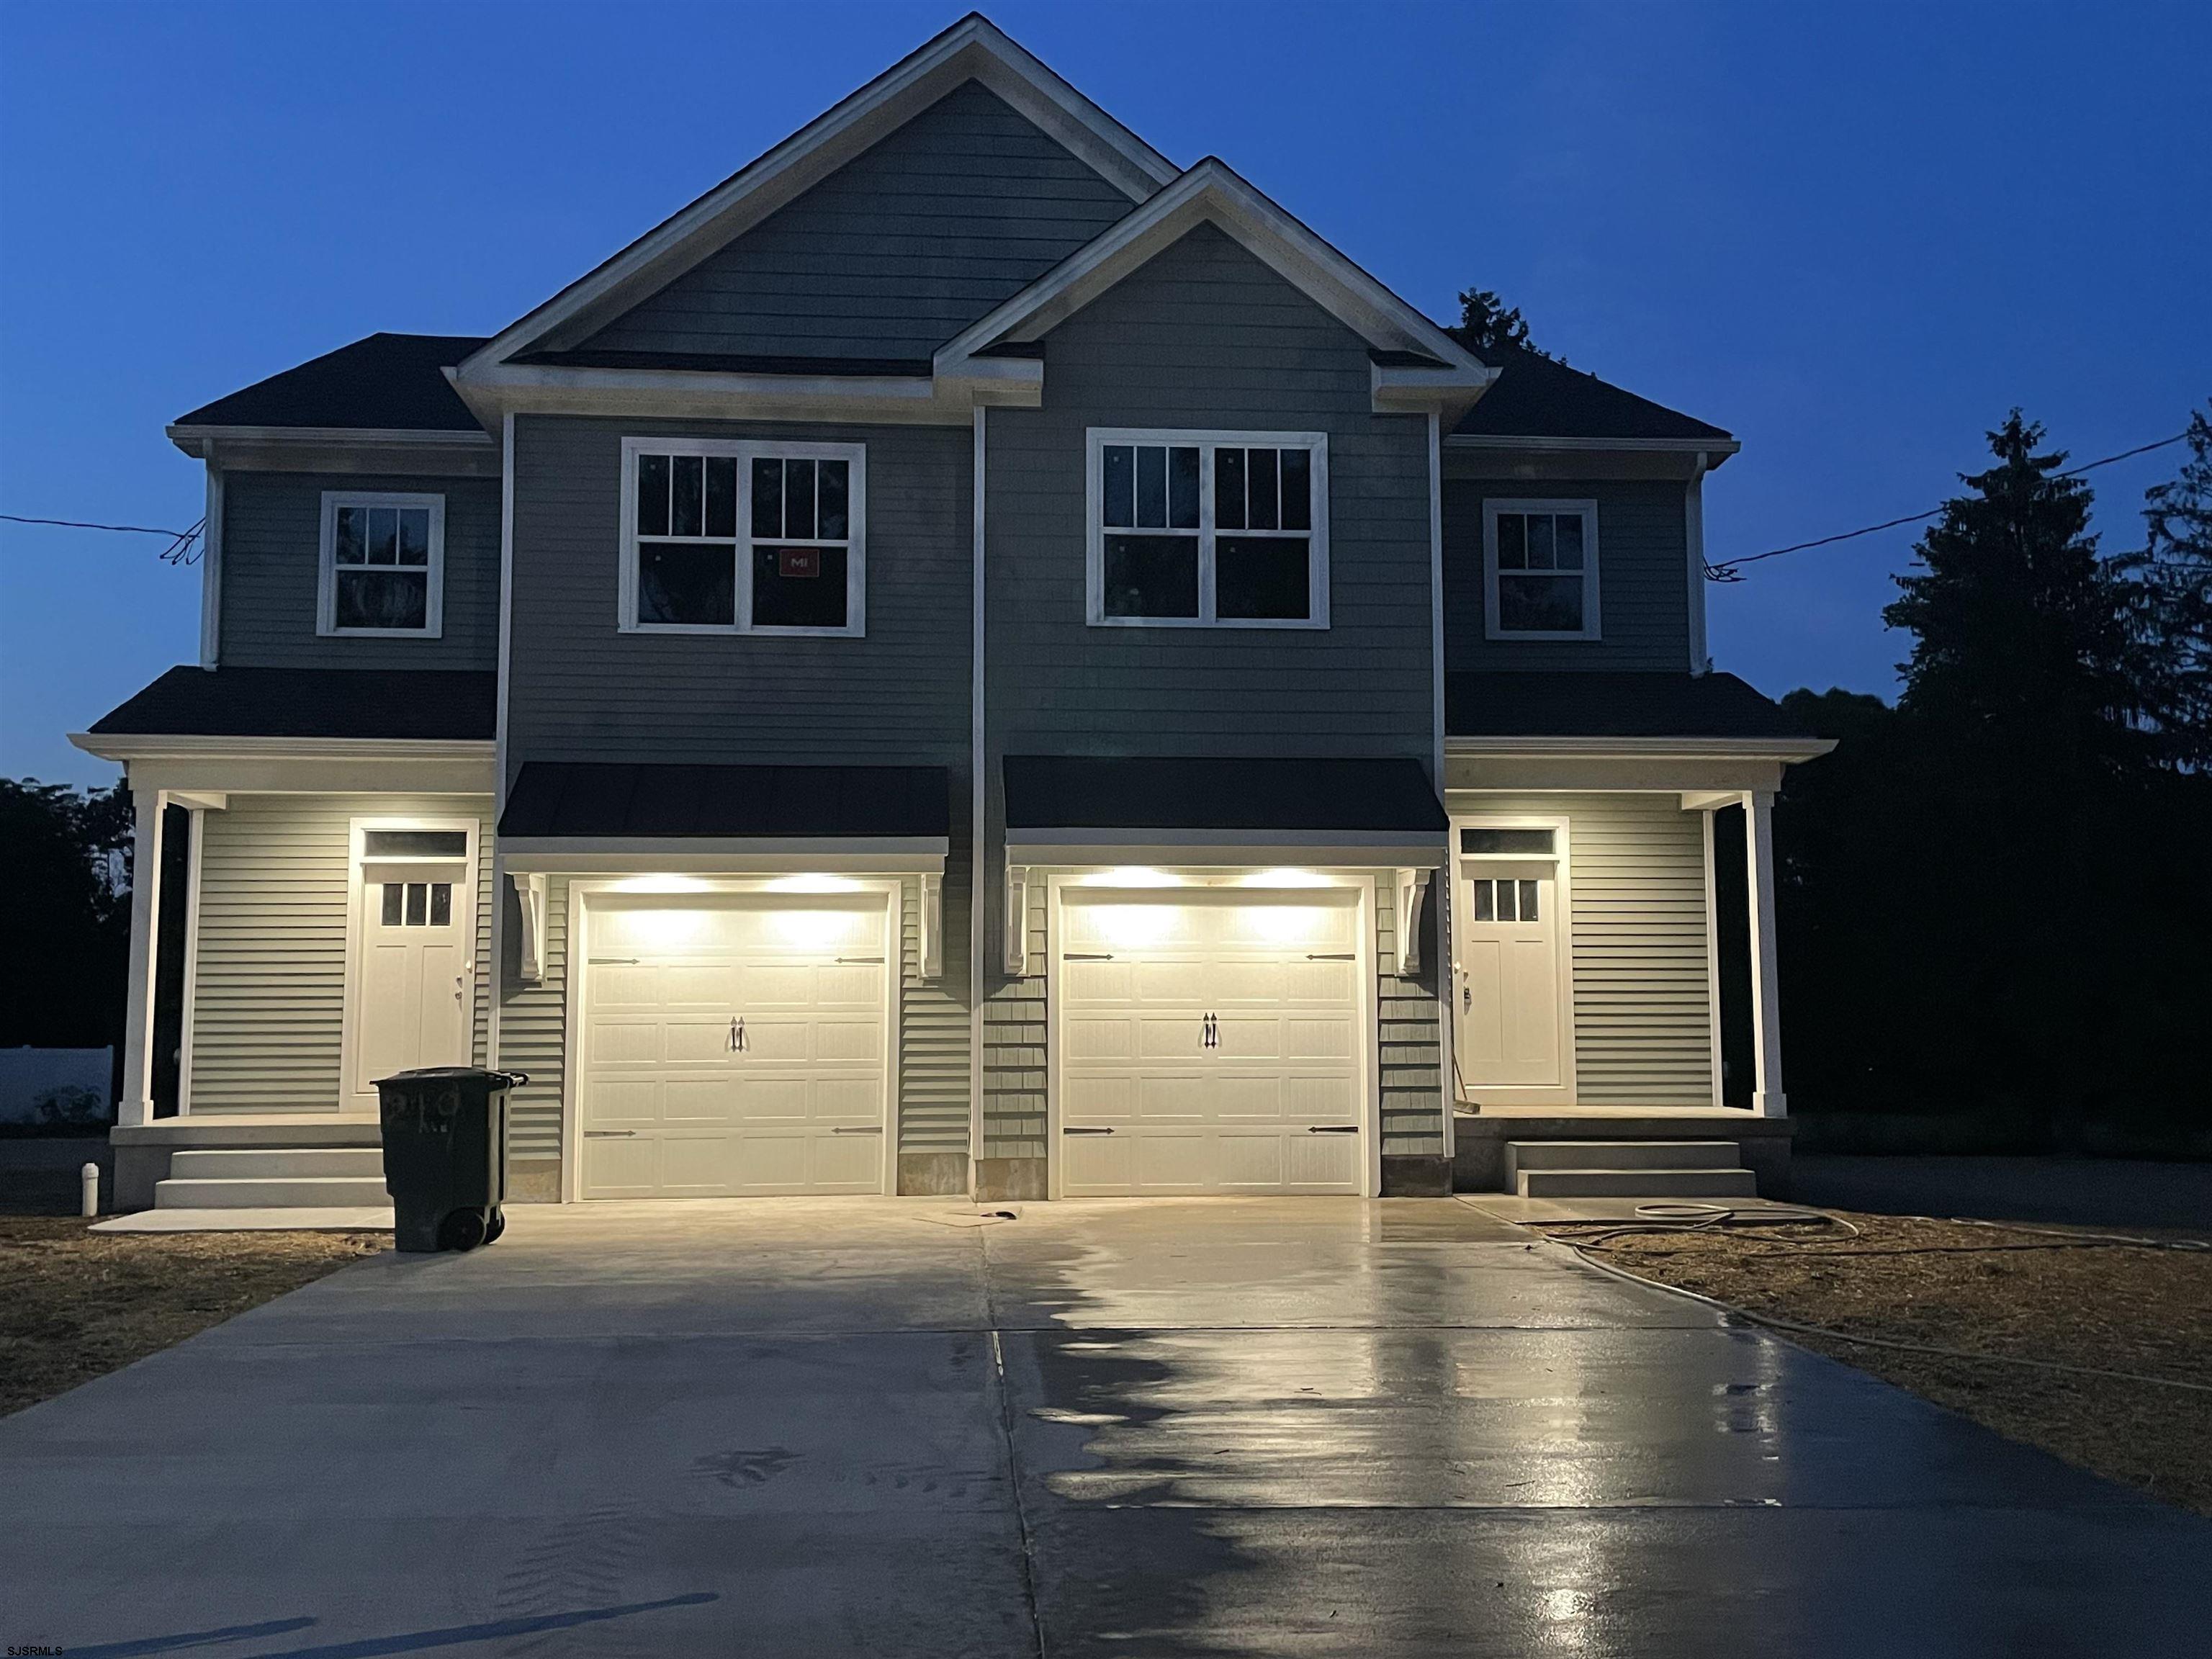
top-left (77, 14), bottom-right (1827, 1215)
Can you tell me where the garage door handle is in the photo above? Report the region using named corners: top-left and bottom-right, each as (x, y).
top-left (831, 1125), bottom-right (884, 1135)
top-left (1307, 1125), bottom-right (1359, 1134)
top-left (585, 1130), bottom-right (637, 1138)
top-left (1064, 1126), bottom-right (1115, 1136)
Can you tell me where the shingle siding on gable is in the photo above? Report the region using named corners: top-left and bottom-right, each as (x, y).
top-left (579, 81), bottom-right (1136, 363)
top-left (1441, 479), bottom-right (1692, 672)
top-left (217, 472), bottom-right (500, 670)
top-left (984, 222), bottom-right (1436, 755)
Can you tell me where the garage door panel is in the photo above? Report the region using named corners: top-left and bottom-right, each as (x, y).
top-left (1062, 1074), bottom-right (1134, 1124)
top-left (580, 894), bottom-right (889, 1200)
top-left (1062, 1132), bottom-right (1133, 1194)
top-left (1287, 1017), bottom-right (1354, 1061)
top-left (1057, 889), bottom-right (1367, 1198)
top-left (1137, 1015), bottom-right (1207, 1060)
top-left (664, 1076), bottom-right (736, 1125)
top-left (1136, 1073), bottom-right (1210, 1123)
top-left (1215, 1133), bottom-right (1287, 1189)
top-left (1287, 1133), bottom-right (1361, 1190)
top-left (1066, 1017), bottom-right (1134, 1061)
top-left (1210, 1074), bottom-right (1284, 1122)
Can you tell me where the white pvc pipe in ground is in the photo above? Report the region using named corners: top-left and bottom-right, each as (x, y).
top-left (81, 1162), bottom-right (99, 1219)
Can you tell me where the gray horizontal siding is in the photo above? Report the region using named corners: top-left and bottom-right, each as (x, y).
top-left (1377, 871), bottom-right (1444, 1156)
top-left (497, 876), bottom-right (569, 1161)
top-left (505, 415), bottom-right (971, 775)
top-left (1441, 479), bottom-right (1692, 672)
top-left (984, 222), bottom-right (1436, 758)
top-left (217, 472), bottom-right (500, 670)
top-left (1450, 791), bottom-right (1716, 1107)
top-left (583, 81), bottom-right (1134, 361)
top-left (187, 793), bottom-right (493, 1114)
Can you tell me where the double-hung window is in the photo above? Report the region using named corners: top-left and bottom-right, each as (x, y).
top-left (1086, 429), bottom-right (1328, 628)
top-left (620, 438), bottom-right (866, 636)
top-left (318, 492), bottom-right (444, 637)
top-left (1483, 499), bottom-right (1600, 640)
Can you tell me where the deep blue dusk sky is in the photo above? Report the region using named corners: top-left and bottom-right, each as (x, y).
top-left (4, 1), bottom-right (2207, 786)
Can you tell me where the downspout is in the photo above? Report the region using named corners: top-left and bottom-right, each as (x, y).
top-left (199, 462), bottom-right (223, 669)
top-left (487, 412), bottom-right (515, 1079)
top-left (1427, 409), bottom-right (1454, 1168)
top-left (968, 404), bottom-right (987, 1197)
top-left (1686, 451), bottom-right (1711, 675)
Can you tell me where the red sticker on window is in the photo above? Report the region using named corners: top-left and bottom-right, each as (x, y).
top-left (778, 548), bottom-right (821, 578)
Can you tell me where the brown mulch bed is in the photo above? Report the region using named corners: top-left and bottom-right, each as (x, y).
top-left (1536, 1209), bottom-right (2212, 1516)
top-left (0, 1218), bottom-right (385, 1416)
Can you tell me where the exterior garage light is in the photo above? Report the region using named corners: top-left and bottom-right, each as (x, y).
top-left (1082, 866), bottom-right (1185, 886)
top-left (612, 873), bottom-right (714, 894)
top-left (1237, 868), bottom-right (1335, 888)
top-left (764, 873), bottom-right (866, 893)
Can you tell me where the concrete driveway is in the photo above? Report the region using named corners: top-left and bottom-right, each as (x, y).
top-left (3, 1198), bottom-right (2205, 1658)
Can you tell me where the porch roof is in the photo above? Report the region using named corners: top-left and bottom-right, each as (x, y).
top-left (1445, 672), bottom-right (1808, 741)
top-left (88, 665), bottom-right (497, 742)
top-left (1003, 755), bottom-right (1447, 835)
top-left (498, 761), bottom-right (951, 841)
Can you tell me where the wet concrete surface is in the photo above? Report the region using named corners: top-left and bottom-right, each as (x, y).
top-left (1, 1195), bottom-right (2205, 1656)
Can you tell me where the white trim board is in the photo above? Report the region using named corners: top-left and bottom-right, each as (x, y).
top-left (459, 17), bottom-right (1173, 385)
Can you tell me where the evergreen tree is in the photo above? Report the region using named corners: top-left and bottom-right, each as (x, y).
top-left (2115, 405), bottom-right (2212, 768)
top-left (1444, 289), bottom-right (1553, 360)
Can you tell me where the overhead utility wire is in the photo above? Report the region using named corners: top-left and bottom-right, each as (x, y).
top-left (1704, 431), bottom-right (2192, 583)
top-left (1, 511), bottom-right (205, 565)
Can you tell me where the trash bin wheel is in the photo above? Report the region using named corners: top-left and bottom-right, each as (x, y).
top-left (438, 1208), bottom-right (489, 1252)
top-left (484, 1208), bottom-right (507, 1245)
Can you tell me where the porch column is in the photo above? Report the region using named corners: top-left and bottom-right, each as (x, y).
top-left (117, 786), bottom-right (166, 1128)
top-left (1743, 788), bottom-right (1786, 1117)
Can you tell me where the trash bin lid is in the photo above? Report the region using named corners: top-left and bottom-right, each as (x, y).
top-left (372, 1066), bottom-right (530, 1087)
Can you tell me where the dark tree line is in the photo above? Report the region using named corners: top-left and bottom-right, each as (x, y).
top-left (1776, 410), bottom-right (2212, 1143)
top-left (0, 781), bottom-right (132, 1055)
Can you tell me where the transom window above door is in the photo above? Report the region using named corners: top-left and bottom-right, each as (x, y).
top-left (319, 493), bottom-right (444, 637)
top-left (1087, 429), bottom-right (1328, 628)
top-left (1483, 499), bottom-right (1600, 640)
top-left (621, 439), bottom-right (866, 636)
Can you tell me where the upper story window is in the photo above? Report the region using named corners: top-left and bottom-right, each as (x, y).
top-left (1086, 428), bottom-right (1329, 629)
top-left (619, 438), bottom-right (866, 637)
top-left (1483, 499), bottom-right (1600, 640)
top-left (318, 492), bottom-right (444, 637)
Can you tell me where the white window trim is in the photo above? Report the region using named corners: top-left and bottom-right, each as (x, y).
top-left (1084, 427), bottom-right (1330, 630)
top-left (1482, 498), bottom-right (1601, 642)
top-left (318, 491), bottom-right (446, 639)
top-left (1449, 813), bottom-right (1578, 1108)
top-left (618, 436), bottom-right (867, 638)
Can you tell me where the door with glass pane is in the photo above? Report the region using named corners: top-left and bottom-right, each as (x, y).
top-left (349, 837), bottom-right (474, 1109)
top-left (1455, 850), bottom-right (1566, 1095)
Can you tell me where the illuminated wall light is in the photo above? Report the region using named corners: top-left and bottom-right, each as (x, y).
top-left (611, 873), bottom-right (713, 894)
top-left (763, 873), bottom-right (866, 893)
top-left (1082, 867), bottom-right (1187, 887)
top-left (1237, 868), bottom-right (1336, 888)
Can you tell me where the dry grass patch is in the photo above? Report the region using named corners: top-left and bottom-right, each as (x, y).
top-left (1538, 1210), bottom-right (2212, 1515)
top-left (0, 1218), bottom-right (385, 1416)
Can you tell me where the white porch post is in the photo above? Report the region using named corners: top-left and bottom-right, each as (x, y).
top-left (117, 786), bottom-right (167, 1128)
top-left (1743, 788), bottom-right (1786, 1117)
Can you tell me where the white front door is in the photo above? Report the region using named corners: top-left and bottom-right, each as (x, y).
top-left (579, 893), bottom-right (889, 1198)
top-left (1056, 887), bottom-right (1365, 1196)
top-left (1455, 861), bottom-right (1565, 1092)
top-left (351, 862), bottom-right (472, 1104)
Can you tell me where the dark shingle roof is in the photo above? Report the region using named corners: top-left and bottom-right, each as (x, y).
top-left (90, 666), bottom-right (496, 741)
top-left (1452, 344), bottom-right (1731, 444)
top-left (174, 333), bottom-right (487, 431)
top-left (1446, 672), bottom-right (1807, 740)
top-left (1003, 755), bottom-right (1447, 834)
top-left (498, 762), bottom-right (952, 841)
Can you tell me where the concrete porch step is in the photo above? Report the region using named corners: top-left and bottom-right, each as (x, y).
top-left (1504, 1140), bottom-right (1743, 1178)
top-left (156, 1176), bottom-right (391, 1210)
top-left (1516, 1166), bottom-right (1761, 1199)
top-left (170, 1147), bottom-right (385, 1180)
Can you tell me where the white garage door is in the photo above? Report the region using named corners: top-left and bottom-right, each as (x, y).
top-left (580, 893), bottom-right (889, 1198)
top-left (1056, 887), bottom-right (1366, 1196)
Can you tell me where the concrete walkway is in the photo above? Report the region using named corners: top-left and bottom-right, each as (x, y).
top-left (1, 1197), bottom-right (2204, 1657)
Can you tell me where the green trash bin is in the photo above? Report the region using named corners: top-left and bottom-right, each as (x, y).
top-left (374, 1066), bottom-right (526, 1253)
